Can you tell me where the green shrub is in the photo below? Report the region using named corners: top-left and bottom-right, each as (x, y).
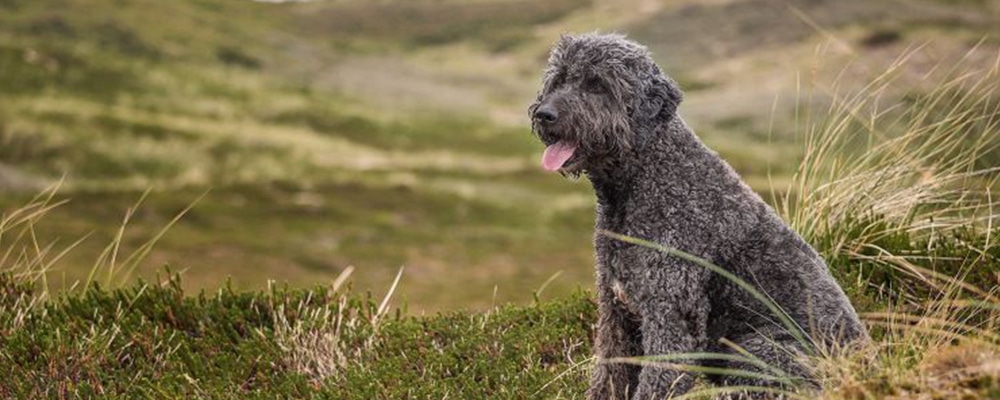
top-left (0, 273), bottom-right (597, 399)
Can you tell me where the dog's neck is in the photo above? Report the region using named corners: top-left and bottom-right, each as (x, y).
top-left (588, 156), bottom-right (652, 212)
top-left (589, 169), bottom-right (631, 207)
top-left (587, 116), bottom-right (699, 209)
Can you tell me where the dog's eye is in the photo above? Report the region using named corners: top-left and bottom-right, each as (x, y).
top-left (582, 76), bottom-right (605, 94)
top-left (548, 72), bottom-right (565, 89)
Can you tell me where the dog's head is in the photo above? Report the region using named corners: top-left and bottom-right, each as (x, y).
top-left (528, 33), bottom-right (683, 176)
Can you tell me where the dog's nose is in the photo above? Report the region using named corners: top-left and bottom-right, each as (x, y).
top-left (533, 106), bottom-right (558, 124)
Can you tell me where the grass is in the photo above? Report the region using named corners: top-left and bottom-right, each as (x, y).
top-left (3, 50), bottom-right (1000, 398)
top-left (777, 51), bottom-right (1000, 399)
top-left (0, 0), bottom-right (603, 309)
top-left (778, 48), bottom-right (1000, 303)
top-left (3, 0), bottom-right (997, 309)
top-left (1, 194), bottom-right (998, 398)
top-left (295, 0), bottom-right (591, 51)
top-left (0, 181), bottom-right (595, 312)
top-left (2, 1), bottom-right (1000, 397)
top-left (0, 194), bottom-right (597, 397)
top-left (0, 276), bottom-right (597, 398)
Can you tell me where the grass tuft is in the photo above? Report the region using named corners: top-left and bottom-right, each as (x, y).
top-left (778, 50), bottom-right (1000, 400)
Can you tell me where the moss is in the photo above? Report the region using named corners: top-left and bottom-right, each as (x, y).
top-left (330, 291), bottom-right (595, 399)
top-left (0, 275), bottom-right (596, 398)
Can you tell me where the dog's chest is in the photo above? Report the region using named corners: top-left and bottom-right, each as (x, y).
top-left (594, 197), bottom-right (649, 313)
top-left (610, 278), bottom-right (636, 312)
top-left (596, 232), bottom-right (642, 314)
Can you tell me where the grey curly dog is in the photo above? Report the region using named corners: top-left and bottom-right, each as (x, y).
top-left (528, 33), bottom-right (867, 399)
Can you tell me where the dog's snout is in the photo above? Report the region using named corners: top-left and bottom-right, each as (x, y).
top-left (533, 104), bottom-right (558, 124)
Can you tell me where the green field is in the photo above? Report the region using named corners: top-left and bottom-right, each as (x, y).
top-left (2, 0), bottom-right (1000, 397)
top-left (2, 0), bottom-right (998, 311)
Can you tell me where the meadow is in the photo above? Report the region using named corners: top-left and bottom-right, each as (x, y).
top-left (2, 0), bottom-right (997, 310)
top-left (1, 0), bottom-right (1000, 397)
top-left (3, 63), bottom-right (999, 396)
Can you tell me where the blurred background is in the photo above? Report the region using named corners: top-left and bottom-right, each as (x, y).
top-left (1, 0), bottom-right (997, 312)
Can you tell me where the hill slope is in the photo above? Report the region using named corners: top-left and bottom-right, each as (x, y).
top-left (1, 0), bottom-right (998, 312)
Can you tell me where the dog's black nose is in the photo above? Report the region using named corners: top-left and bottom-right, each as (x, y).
top-left (533, 106), bottom-right (558, 124)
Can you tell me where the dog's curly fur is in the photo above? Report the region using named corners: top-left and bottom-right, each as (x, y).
top-left (529, 33), bottom-right (868, 399)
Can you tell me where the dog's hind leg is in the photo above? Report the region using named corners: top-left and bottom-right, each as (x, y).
top-left (706, 328), bottom-right (813, 399)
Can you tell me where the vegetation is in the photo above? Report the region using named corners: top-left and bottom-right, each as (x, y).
top-left (4, 51), bottom-right (1000, 398)
top-left (298, 0), bottom-right (591, 51)
top-left (1, 0), bottom-right (997, 310)
top-left (0, 0), bottom-right (600, 310)
top-left (0, 191), bottom-right (596, 398)
top-left (1, 1), bottom-right (999, 397)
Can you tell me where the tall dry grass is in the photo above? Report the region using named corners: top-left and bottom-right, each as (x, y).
top-left (272, 266), bottom-right (403, 382)
top-left (779, 49), bottom-right (1000, 399)
top-left (780, 48), bottom-right (1000, 262)
top-left (0, 186), bottom-right (70, 333)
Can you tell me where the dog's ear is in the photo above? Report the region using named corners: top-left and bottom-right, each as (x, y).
top-left (641, 73), bottom-right (683, 122)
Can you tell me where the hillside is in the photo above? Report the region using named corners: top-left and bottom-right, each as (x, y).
top-left (1, 0), bottom-right (998, 312)
top-left (2, 205), bottom-right (998, 397)
top-left (2, 1), bottom-right (1000, 397)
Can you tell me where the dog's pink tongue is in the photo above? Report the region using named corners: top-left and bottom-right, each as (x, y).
top-left (541, 141), bottom-right (577, 171)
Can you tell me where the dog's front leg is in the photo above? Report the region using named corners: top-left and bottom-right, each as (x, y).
top-left (588, 277), bottom-right (642, 400)
top-left (631, 258), bottom-right (710, 399)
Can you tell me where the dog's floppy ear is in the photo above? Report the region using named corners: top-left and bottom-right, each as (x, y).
top-left (641, 72), bottom-right (683, 122)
